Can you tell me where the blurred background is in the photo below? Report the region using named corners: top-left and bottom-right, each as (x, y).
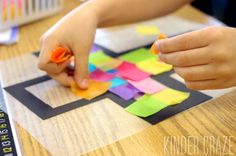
top-left (192, 0), bottom-right (236, 27)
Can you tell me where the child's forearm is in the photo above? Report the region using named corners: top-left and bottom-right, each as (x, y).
top-left (82, 0), bottom-right (192, 27)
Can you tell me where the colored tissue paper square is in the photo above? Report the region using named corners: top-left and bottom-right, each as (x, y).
top-left (116, 62), bottom-right (150, 81)
top-left (90, 69), bottom-right (114, 81)
top-left (90, 44), bottom-right (101, 53)
top-left (98, 59), bottom-right (123, 71)
top-left (128, 78), bottom-right (166, 94)
top-left (109, 83), bottom-right (140, 100)
top-left (67, 57), bottom-right (91, 71)
top-left (89, 51), bottom-right (122, 71)
top-left (119, 48), bottom-right (156, 64)
top-left (89, 64), bottom-right (96, 72)
top-left (136, 26), bottom-right (160, 36)
top-left (107, 69), bottom-right (118, 74)
top-left (89, 51), bottom-right (113, 66)
top-left (137, 58), bottom-right (172, 75)
top-left (125, 94), bottom-right (168, 117)
top-left (152, 88), bottom-right (190, 106)
top-left (110, 77), bottom-right (127, 88)
top-left (71, 80), bottom-right (111, 100)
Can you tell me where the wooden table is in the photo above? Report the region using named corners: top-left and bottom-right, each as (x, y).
top-left (0, 1), bottom-right (235, 156)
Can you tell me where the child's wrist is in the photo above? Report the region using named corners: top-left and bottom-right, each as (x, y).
top-left (74, 2), bottom-right (100, 27)
top-left (80, 0), bottom-right (111, 28)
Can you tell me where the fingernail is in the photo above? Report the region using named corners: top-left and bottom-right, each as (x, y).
top-left (156, 41), bottom-right (161, 52)
top-left (79, 78), bottom-right (89, 89)
top-left (158, 52), bottom-right (163, 60)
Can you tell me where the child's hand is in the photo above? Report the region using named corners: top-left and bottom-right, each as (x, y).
top-left (157, 26), bottom-right (236, 90)
top-left (38, 0), bottom-right (193, 88)
top-left (38, 8), bottom-right (98, 89)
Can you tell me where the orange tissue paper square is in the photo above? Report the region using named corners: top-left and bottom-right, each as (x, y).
top-left (70, 80), bottom-right (112, 100)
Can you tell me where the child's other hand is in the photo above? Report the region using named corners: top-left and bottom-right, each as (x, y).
top-left (157, 26), bottom-right (236, 90)
top-left (38, 8), bottom-right (98, 89)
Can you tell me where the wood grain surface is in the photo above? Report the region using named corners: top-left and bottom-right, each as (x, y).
top-left (84, 90), bottom-right (236, 156)
top-left (0, 1), bottom-right (235, 156)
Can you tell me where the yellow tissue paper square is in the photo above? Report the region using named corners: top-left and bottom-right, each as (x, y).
top-left (152, 88), bottom-right (190, 106)
top-left (136, 26), bottom-right (160, 35)
top-left (137, 58), bottom-right (172, 75)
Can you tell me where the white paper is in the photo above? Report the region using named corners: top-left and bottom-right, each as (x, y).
top-left (0, 27), bottom-right (19, 45)
top-left (0, 29), bottom-right (12, 43)
top-left (95, 14), bottom-right (224, 54)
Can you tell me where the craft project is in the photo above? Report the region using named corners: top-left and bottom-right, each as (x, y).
top-left (119, 48), bottom-right (156, 64)
top-left (128, 78), bottom-right (166, 94)
top-left (49, 46), bottom-right (190, 118)
top-left (97, 59), bottom-right (123, 71)
top-left (71, 80), bottom-right (111, 100)
top-left (134, 92), bottom-right (145, 100)
top-left (89, 51), bottom-right (122, 71)
top-left (90, 69), bottom-right (114, 81)
top-left (107, 69), bottom-right (118, 74)
top-left (88, 64), bottom-right (96, 72)
top-left (89, 51), bottom-right (113, 66)
top-left (125, 94), bottom-right (168, 117)
top-left (150, 33), bottom-right (167, 54)
top-left (90, 44), bottom-right (101, 53)
top-left (116, 62), bottom-right (150, 81)
top-left (137, 58), bottom-right (172, 75)
top-left (110, 77), bottom-right (127, 88)
top-left (109, 83), bottom-right (140, 100)
top-left (152, 88), bottom-right (190, 106)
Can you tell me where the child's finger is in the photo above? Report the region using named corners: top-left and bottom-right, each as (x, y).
top-left (39, 59), bottom-right (71, 74)
top-left (174, 65), bottom-right (216, 81)
top-left (73, 48), bottom-right (89, 89)
top-left (159, 47), bottom-right (211, 67)
top-left (185, 79), bottom-right (225, 90)
top-left (50, 47), bottom-right (72, 63)
top-left (39, 37), bottom-right (59, 65)
top-left (48, 72), bottom-right (74, 87)
top-left (157, 29), bottom-right (210, 53)
top-left (38, 40), bottom-right (60, 72)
